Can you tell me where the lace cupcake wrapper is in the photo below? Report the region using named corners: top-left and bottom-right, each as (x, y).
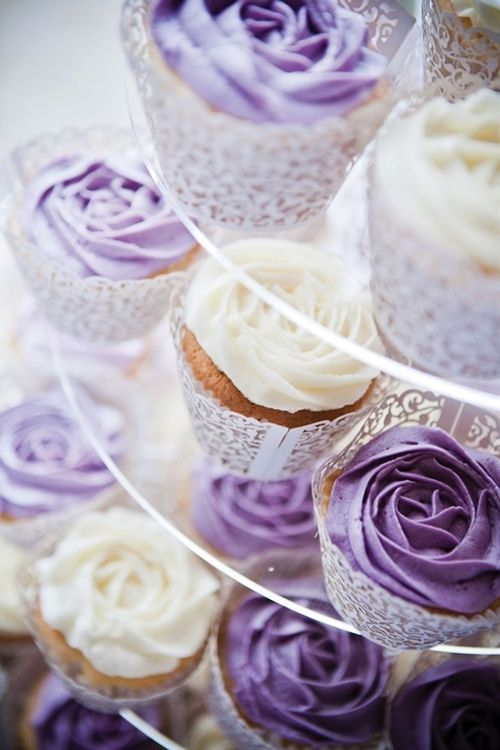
top-left (422, 0), bottom-right (500, 99)
top-left (121, 0), bottom-right (412, 232)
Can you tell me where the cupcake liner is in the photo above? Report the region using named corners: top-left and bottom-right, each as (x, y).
top-left (422, 0), bottom-right (500, 99)
top-left (5, 126), bottom-right (197, 344)
top-left (369, 175), bottom-right (500, 379)
top-left (17, 520), bottom-right (211, 712)
top-left (121, 0), bottom-right (413, 232)
top-left (313, 385), bottom-right (500, 650)
top-left (170, 293), bottom-right (390, 481)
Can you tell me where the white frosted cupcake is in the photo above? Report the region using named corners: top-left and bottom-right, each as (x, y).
top-left (177, 238), bottom-right (383, 479)
top-left (21, 507), bottom-right (220, 708)
top-left (0, 537), bottom-right (32, 658)
top-left (370, 89), bottom-right (500, 378)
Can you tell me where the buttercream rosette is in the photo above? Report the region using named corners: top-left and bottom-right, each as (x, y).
top-left (422, 0), bottom-right (500, 99)
top-left (121, 0), bottom-right (403, 231)
top-left (173, 238), bottom-right (386, 480)
top-left (314, 424), bottom-right (500, 649)
top-left (6, 126), bottom-right (198, 343)
top-left (19, 507), bottom-right (221, 710)
top-left (369, 89), bottom-right (500, 379)
top-left (210, 555), bottom-right (391, 749)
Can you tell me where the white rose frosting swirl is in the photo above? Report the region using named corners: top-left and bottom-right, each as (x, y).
top-left (36, 508), bottom-right (220, 679)
top-left (185, 239), bottom-right (380, 413)
top-left (373, 89), bottom-right (500, 272)
top-left (0, 537), bottom-right (28, 635)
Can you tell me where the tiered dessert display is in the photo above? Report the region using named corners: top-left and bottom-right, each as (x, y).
top-left (1, 1), bottom-right (499, 749)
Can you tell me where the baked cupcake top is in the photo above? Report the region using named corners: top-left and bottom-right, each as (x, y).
top-left (20, 152), bottom-right (195, 280)
top-left (185, 238), bottom-right (380, 413)
top-left (36, 507), bottom-right (220, 679)
top-left (221, 579), bottom-right (388, 746)
top-left (452, 1), bottom-right (500, 32)
top-left (191, 457), bottom-right (316, 558)
top-left (28, 672), bottom-right (161, 750)
top-left (373, 89), bottom-right (500, 272)
top-left (0, 388), bottom-right (123, 519)
top-left (327, 425), bottom-right (500, 614)
top-left (390, 658), bottom-right (500, 750)
top-left (151, 0), bottom-right (386, 124)
top-left (0, 537), bottom-right (28, 636)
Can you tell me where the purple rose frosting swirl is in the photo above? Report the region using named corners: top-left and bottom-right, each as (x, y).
top-left (224, 579), bottom-right (388, 745)
top-left (0, 388), bottom-right (124, 519)
top-left (327, 426), bottom-right (500, 614)
top-left (31, 673), bottom-right (160, 750)
top-left (190, 458), bottom-right (316, 558)
top-left (21, 153), bottom-right (196, 280)
top-left (151, 0), bottom-right (387, 123)
top-left (390, 659), bottom-right (500, 750)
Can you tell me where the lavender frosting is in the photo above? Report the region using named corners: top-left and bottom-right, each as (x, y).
top-left (224, 579), bottom-right (388, 746)
top-left (390, 659), bottom-right (500, 750)
top-left (151, 0), bottom-right (387, 124)
top-left (30, 672), bottom-right (160, 750)
top-left (0, 388), bottom-right (124, 519)
top-left (327, 426), bottom-right (500, 614)
top-left (190, 458), bottom-right (316, 558)
top-left (21, 153), bottom-right (195, 280)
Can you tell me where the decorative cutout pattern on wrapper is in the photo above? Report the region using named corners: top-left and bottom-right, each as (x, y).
top-left (170, 284), bottom-right (389, 481)
top-left (313, 386), bottom-right (500, 650)
top-left (369, 188), bottom-right (500, 379)
top-left (121, 0), bottom-right (413, 232)
top-left (422, 0), bottom-right (500, 98)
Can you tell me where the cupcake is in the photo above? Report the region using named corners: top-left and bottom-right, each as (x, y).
top-left (423, 0), bottom-right (500, 98)
top-left (0, 537), bottom-right (31, 655)
top-left (7, 128), bottom-right (198, 342)
top-left (316, 424), bottom-right (500, 649)
top-left (177, 238), bottom-right (383, 479)
top-left (370, 89), bottom-right (500, 378)
top-left (212, 576), bottom-right (389, 749)
top-left (22, 507), bottom-right (220, 708)
top-left (188, 714), bottom-right (234, 750)
top-left (122, 0), bottom-right (405, 231)
top-left (189, 456), bottom-right (317, 559)
top-left (0, 385), bottom-right (124, 547)
top-left (390, 658), bottom-right (500, 749)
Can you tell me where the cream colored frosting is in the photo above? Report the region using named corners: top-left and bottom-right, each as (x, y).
top-left (0, 537), bottom-right (29, 635)
top-left (374, 90), bottom-right (500, 272)
top-left (185, 239), bottom-right (380, 413)
top-left (452, 0), bottom-right (500, 32)
top-left (188, 715), bottom-right (234, 750)
top-left (36, 508), bottom-right (220, 678)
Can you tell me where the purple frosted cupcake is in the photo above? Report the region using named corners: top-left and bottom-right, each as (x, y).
top-left (9, 129), bottom-right (198, 342)
top-left (212, 578), bottom-right (389, 749)
top-left (122, 0), bottom-right (403, 230)
top-left (190, 458), bottom-right (316, 559)
top-left (317, 425), bottom-right (500, 648)
top-left (390, 658), bottom-right (500, 750)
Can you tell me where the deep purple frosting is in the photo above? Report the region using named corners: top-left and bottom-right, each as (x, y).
top-left (327, 426), bottom-right (500, 614)
top-left (151, 0), bottom-right (387, 124)
top-left (390, 659), bottom-right (500, 750)
top-left (21, 153), bottom-right (195, 280)
top-left (224, 579), bottom-right (388, 745)
top-left (31, 673), bottom-right (160, 750)
top-left (190, 458), bottom-right (316, 558)
top-left (0, 388), bottom-right (124, 519)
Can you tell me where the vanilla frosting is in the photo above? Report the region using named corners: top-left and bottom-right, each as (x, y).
top-left (0, 537), bottom-right (29, 635)
top-left (185, 239), bottom-right (380, 413)
top-left (452, 1), bottom-right (500, 32)
top-left (37, 508), bottom-right (220, 678)
top-left (373, 89), bottom-right (500, 272)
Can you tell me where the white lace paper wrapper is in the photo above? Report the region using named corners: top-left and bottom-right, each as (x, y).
top-left (422, 0), bottom-right (500, 99)
top-left (5, 127), bottom-right (195, 343)
top-left (369, 180), bottom-right (500, 379)
top-left (121, 0), bottom-right (414, 232)
top-left (170, 286), bottom-right (388, 481)
top-left (313, 385), bottom-right (500, 650)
